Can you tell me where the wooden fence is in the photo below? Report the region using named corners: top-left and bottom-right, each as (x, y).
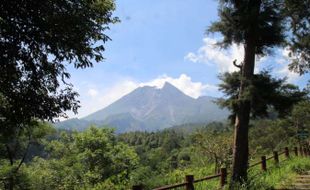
top-left (132, 146), bottom-right (310, 190)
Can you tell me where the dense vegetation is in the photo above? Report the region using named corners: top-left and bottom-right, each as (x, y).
top-left (0, 0), bottom-right (117, 189)
top-left (1, 0), bottom-right (309, 189)
top-left (0, 101), bottom-right (309, 189)
top-left (0, 64), bottom-right (308, 189)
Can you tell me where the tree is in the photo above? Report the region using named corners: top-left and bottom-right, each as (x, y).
top-left (218, 70), bottom-right (308, 123)
top-left (292, 101), bottom-right (310, 129)
top-left (194, 130), bottom-right (233, 174)
top-left (0, 122), bottom-right (55, 189)
top-left (284, 0), bottom-right (310, 74)
top-left (0, 0), bottom-right (117, 189)
top-left (249, 119), bottom-right (296, 156)
top-left (209, 0), bottom-right (309, 182)
top-left (291, 101), bottom-right (310, 145)
top-left (27, 127), bottom-right (139, 190)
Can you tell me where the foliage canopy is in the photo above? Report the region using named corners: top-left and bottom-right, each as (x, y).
top-left (218, 70), bottom-right (308, 123)
top-left (0, 0), bottom-right (118, 131)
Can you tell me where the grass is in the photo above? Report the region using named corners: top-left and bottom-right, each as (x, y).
top-left (145, 164), bottom-right (217, 189)
top-left (228, 156), bottom-right (310, 190)
top-left (144, 156), bottom-right (310, 190)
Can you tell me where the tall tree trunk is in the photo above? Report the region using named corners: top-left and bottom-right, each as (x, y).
top-left (231, 0), bottom-right (261, 183)
top-left (6, 144), bottom-right (14, 190)
top-left (231, 39), bottom-right (255, 183)
top-left (8, 178), bottom-right (13, 190)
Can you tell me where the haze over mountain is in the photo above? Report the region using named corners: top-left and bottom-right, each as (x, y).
top-left (56, 82), bottom-right (229, 133)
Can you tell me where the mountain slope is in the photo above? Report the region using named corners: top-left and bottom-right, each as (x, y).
top-left (56, 82), bottom-right (229, 133)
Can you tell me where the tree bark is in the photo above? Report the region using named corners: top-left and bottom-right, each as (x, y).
top-left (231, 42), bottom-right (255, 182)
top-left (4, 131), bottom-right (30, 190)
top-left (231, 0), bottom-right (261, 183)
top-left (214, 154), bottom-right (218, 174)
top-left (5, 144), bottom-right (14, 190)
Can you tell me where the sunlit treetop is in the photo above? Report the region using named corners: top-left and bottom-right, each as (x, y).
top-left (209, 0), bottom-right (310, 73)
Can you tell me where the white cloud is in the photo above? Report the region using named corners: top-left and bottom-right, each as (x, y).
top-left (185, 37), bottom-right (244, 73)
top-left (185, 37), bottom-right (267, 73)
top-left (78, 81), bottom-right (139, 117)
top-left (140, 74), bottom-right (218, 98)
top-left (67, 74), bottom-right (220, 118)
top-left (87, 88), bottom-right (98, 97)
top-left (98, 80), bottom-right (138, 108)
top-left (277, 65), bottom-right (300, 83)
top-left (275, 48), bottom-right (301, 83)
top-left (185, 52), bottom-right (200, 63)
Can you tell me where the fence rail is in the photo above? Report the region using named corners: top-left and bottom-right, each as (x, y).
top-left (133, 146), bottom-right (310, 190)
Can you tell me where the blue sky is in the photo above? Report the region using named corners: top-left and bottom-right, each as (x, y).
top-left (66, 0), bottom-right (309, 118)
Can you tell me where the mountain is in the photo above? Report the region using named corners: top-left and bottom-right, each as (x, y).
top-left (56, 82), bottom-right (229, 133)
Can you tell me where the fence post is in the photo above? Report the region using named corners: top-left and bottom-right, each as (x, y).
top-left (261, 156), bottom-right (267, 171)
top-left (285, 147), bottom-right (290, 158)
top-left (273, 151), bottom-right (279, 164)
top-left (220, 168), bottom-right (227, 188)
top-left (294, 147), bottom-right (298, 156)
top-left (185, 175), bottom-right (194, 190)
top-left (132, 185), bottom-right (143, 190)
top-left (300, 146), bottom-right (304, 156)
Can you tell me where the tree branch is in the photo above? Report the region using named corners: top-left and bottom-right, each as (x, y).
top-left (14, 128), bottom-right (32, 174)
top-left (233, 59), bottom-right (242, 69)
top-left (5, 144), bottom-right (13, 165)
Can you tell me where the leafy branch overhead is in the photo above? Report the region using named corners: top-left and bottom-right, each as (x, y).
top-left (0, 1), bottom-right (118, 189)
top-left (208, 0), bottom-right (285, 55)
top-left (0, 0), bottom-right (118, 126)
top-left (209, 0), bottom-right (310, 74)
top-left (218, 70), bottom-right (308, 123)
top-left (284, 0), bottom-right (310, 74)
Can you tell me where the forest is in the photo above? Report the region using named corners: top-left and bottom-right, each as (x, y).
top-left (0, 99), bottom-right (309, 189)
top-left (1, 0), bottom-right (310, 189)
